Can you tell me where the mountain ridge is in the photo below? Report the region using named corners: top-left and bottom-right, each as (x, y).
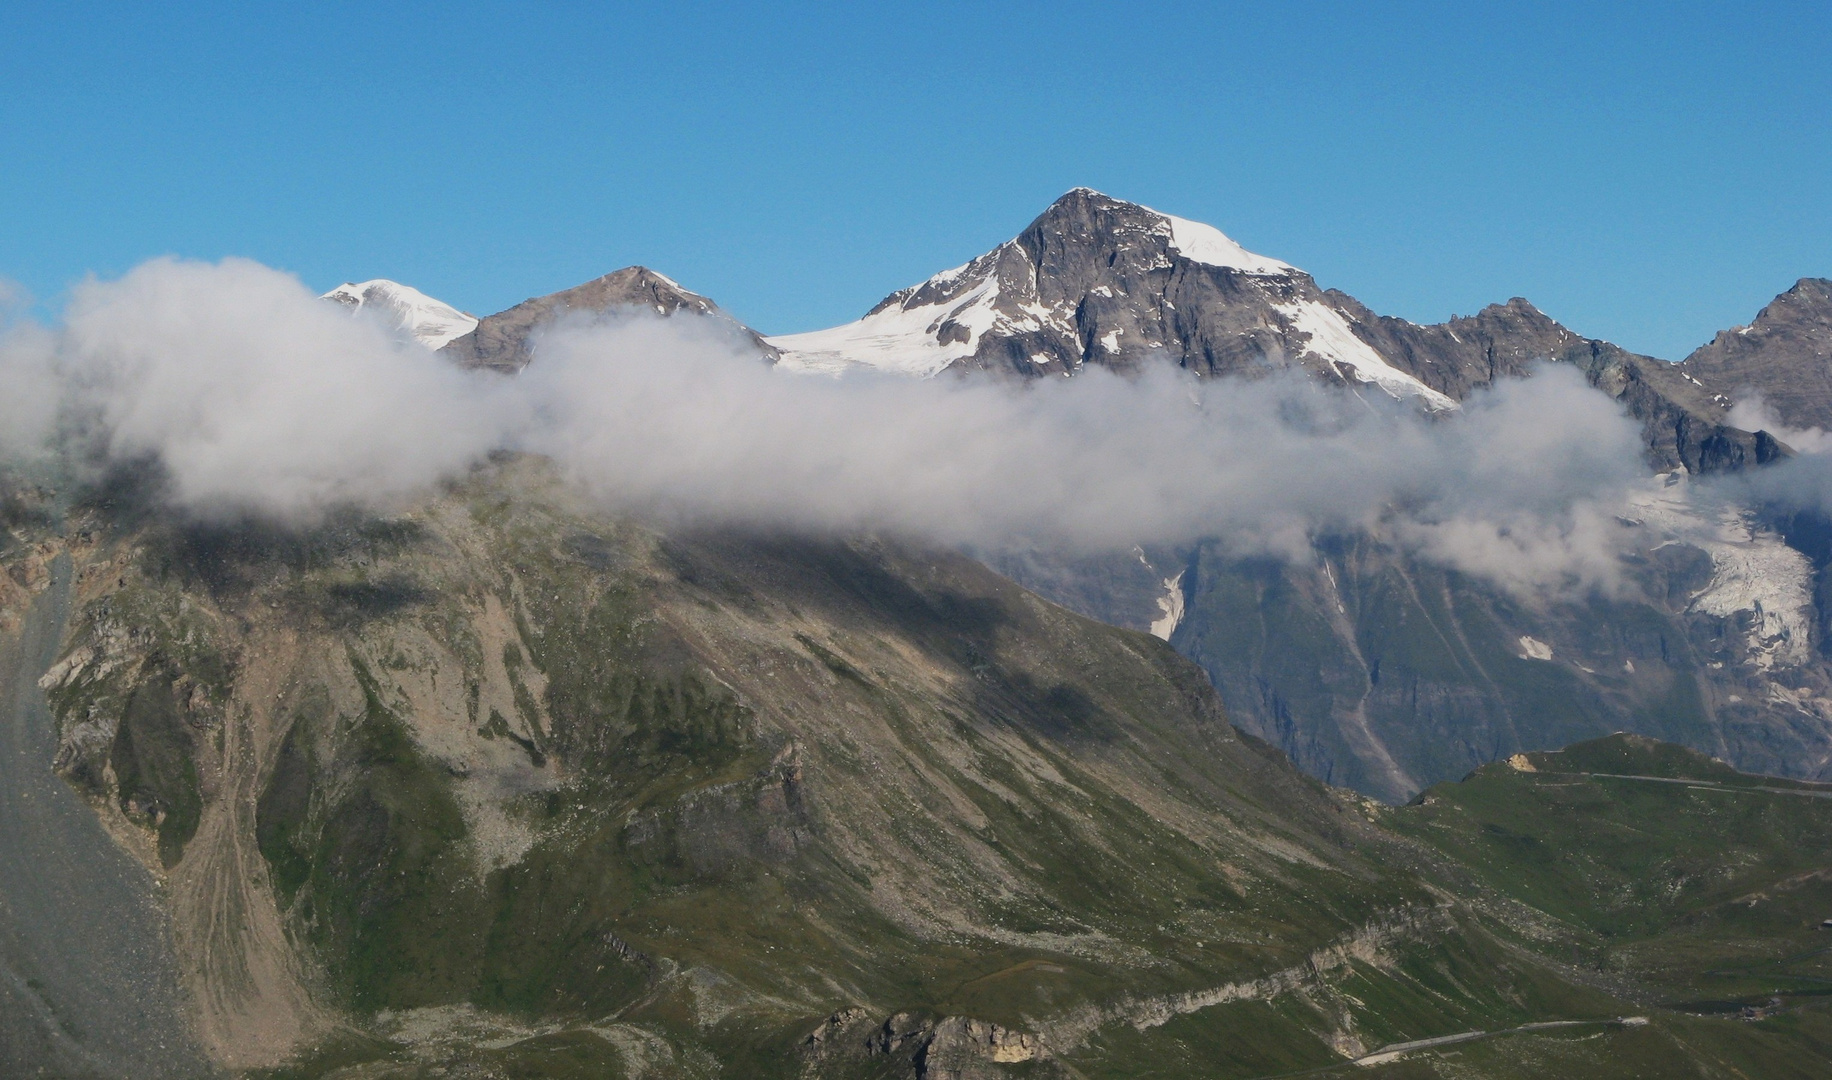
top-left (10, 468), bottom-right (1832, 1076)
top-left (330, 188), bottom-right (1795, 480)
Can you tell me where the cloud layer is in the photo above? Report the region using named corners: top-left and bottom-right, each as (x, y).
top-left (2, 257), bottom-right (1663, 594)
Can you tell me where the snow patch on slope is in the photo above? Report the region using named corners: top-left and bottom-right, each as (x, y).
top-left (1517, 636), bottom-right (1553, 661)
top-left (1149, 573), bottom-right (1186, 641)
top-left (1274, 301), bottom-right (1458, 412)
top-left (1157, 213), bottom-right (1295, 276)
top-left (769, 274), bottom-right (999, 377)
top-left (323, 280), bottom-right (478, 349)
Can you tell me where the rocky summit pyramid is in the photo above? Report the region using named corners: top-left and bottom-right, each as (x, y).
top-left (752, 190), bottom-right (1832, 805)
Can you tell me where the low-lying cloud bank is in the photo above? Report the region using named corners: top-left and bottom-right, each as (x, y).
top-left (0, 257), bottom-right (1688, 594)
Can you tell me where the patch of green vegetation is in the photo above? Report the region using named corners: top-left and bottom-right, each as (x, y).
top-left (255, 698), bottom-right (320, 901)
top-left (1389, 732), bottom-right (1832, 1057)
top-left (319, 656), bottom-right (488, 1009)
top-left (134, 507), bottom-right (429, 597)
top-left (109, 664), bottom-right (202, 866)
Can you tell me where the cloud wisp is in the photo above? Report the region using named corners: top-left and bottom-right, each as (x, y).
top-left (2, 257), bottom-right (1661, 594)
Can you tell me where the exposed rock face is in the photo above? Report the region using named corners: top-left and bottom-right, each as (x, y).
top-left (805, 1009), bottom-right (1047, 1079)
top-left (1002, 462), bottom-right (1832, 804)
top-left (439, 266), bottom-right (779, 373)
top-left (1680, 278), bottom-right (1832, 429)
top-left (772, 188), bottom-right (1453, 411)
top-left (1342, 294), bottom-right (1786, 472)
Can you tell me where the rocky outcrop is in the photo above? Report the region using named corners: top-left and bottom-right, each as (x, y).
top-left (804, 1009), bottom-right (1047, 1079)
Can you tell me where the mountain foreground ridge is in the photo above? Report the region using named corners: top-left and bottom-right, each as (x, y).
top-left (9, 455), bottom-right (1832, 1077)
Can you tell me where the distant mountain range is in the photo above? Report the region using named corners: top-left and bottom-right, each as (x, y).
top-left (324, 190), bottom-right (1832, 803)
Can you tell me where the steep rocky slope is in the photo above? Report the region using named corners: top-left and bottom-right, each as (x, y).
top-left (0, 474), bottom-right (214, 1079)
top-left (996, 473), bottom-right (1832, 803)
top-left (25, 457), bottom-right (1458, 1075)
top-left (1681, 277), bottom-right (1832, 430)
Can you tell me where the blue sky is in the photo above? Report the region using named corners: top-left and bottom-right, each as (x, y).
top-left (1, 1), bottom-right (1826, 359)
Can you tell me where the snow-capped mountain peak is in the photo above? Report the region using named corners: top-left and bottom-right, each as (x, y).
top-left (322, 279), bottom-right (478, 349)
top-left (768, 188), bottom-right (1465, 410)
top-left (770, 189), bottom-right (1317, 380)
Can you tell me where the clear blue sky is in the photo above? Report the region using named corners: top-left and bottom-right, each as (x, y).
top-left (1, 1), bottom-right (1826, 360)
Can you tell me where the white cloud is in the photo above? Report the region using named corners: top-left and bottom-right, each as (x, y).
top-left (6, 256), bottom-right (1658, 595)
top-left (52, 257), bottom-right (520, 519)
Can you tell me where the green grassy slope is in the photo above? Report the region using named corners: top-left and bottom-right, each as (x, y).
top-left (1369, 734), bottom-right (1832, 1076)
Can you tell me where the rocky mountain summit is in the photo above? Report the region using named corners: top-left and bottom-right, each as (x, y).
top-left (753, 190), bottom-right (1825, 801)
top-left (1680, 277), bottom-right (1832, 430)
top-left (348, 189), bottom-right (1780, 477)
top-left (438, 265), bottom-right (778, 373)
